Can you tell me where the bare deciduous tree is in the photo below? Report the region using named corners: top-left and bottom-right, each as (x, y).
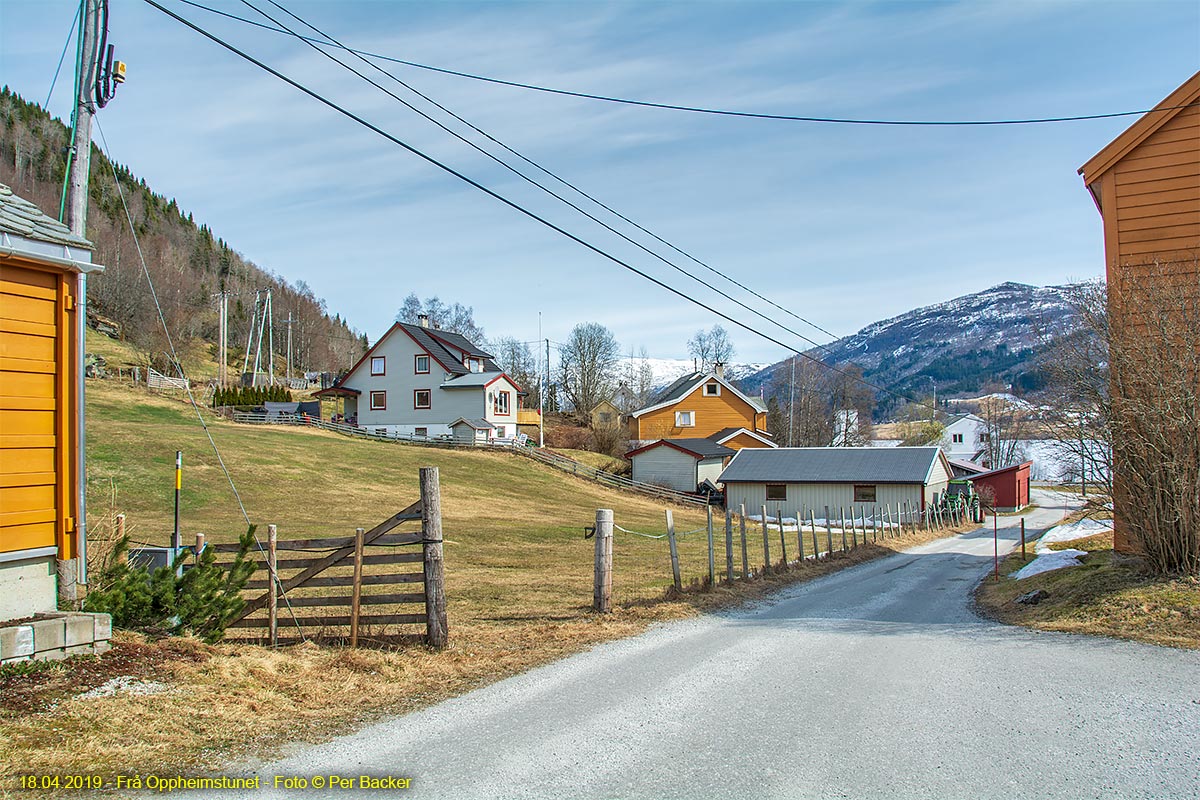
top-left (976, 395), bottom-right (1030, 468)
top-left (687, 324), bottom-right (735, 372)
top-left (558, 322), bottom-right (620, 416)
top-left (491, 336), bottom-right (539, 407)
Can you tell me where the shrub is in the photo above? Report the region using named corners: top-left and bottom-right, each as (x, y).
top-left (83, 528), bottom-right (257, 643)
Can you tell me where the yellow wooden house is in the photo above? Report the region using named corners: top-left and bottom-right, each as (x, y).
top-left (627, 369), bottom-right (773, 447)
top-left (0, 183), bottom-right (101, 622)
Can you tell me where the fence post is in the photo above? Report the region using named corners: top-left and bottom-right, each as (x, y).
top-left (666, 509), bottom-right (682, 592)
top-left (810, 511), bottom-right (819, 562)
top-left (761, 505), bottom-right (771, 573)
top-left (594, 509), bottom-right (613, 613)
top-left (194, 532), bottom-right (205, 565)
top-left (267, 523), bottom-right (278, 647)
top-left (706, 505), bottom-right (715, 588)
top-left (840, 507), bottom-right (848, 554)
top-left (350, 527), bottom-right (365, 648)
top-left (796, 506), bottom-right (805, 563)
top-left (776, 506), bottom-right (788, 568)
top-left (739, 504), bottom-right (748, 579)
top-left (116, 512), bottom-right (125, 541)
top-left (420, 467), bottom-right (449, 649)
top-left (1020, 517), bottom-right (1026, 561)
top-left (824, 506), bottom-right (833, 560)
top-left (725, 509), bottom-right (734, 583)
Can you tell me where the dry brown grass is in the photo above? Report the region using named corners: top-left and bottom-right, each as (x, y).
top-left (976, 530), bottom-right (1200, 649)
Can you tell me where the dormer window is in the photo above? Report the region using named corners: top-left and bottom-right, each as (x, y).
top-left (466, 357), bottom-right (482, 373)
top-left (704, 382), bottom-right (720, 397)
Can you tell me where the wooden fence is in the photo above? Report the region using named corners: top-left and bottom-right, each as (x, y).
top-left (208, 467), bottom-right (448, 648)
top-left (592, 498), bottom-right (974, 609)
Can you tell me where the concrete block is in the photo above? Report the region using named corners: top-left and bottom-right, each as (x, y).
top-left (64, 643), bottom-right (94, 657)
top-left (64, 616), bottom-right (94, 647)
top-left (31, 617), bottom-right (66, 652)
top-left (0, 625), bottom-right (33, 660)
top-left (93, 613), bottom-right (112, 641)
top-left (32, 647), bottom-right (67, 662)
top-left (0, 554), bottom-right (58, 620)
top-left (93, 640), bottom-right (111, 656)
top-left (1, 655), bottom-right (31, 665)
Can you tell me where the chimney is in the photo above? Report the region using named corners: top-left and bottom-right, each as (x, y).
top-left (714, 361), bottom-right (725, 378)
top-left (417, 313), bottom-right (429, 328)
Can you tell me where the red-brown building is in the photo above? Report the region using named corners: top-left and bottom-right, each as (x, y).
top-left (968, 461), bottom-right (1032, 513)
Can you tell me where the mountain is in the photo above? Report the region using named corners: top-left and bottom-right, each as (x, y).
top-left (741, 281), bottom-right (1084, 410)
top-left (638, 358), bottom-right (771, 391)
top-left (0, 88), bottom-right (364, 375)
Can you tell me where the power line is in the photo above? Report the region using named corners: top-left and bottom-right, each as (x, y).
top-left (141, 0), bottom-right (940, 415)
top-left (241, 0), bottom-right (837, 355)
top-left (175, 0), bottom-right (1197, 127)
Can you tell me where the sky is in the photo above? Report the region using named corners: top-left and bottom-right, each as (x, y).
top-left (1, 0), bottom-right (1198, 364)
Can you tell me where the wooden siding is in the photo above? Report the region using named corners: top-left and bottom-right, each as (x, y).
top-left (635, 385), bottom-right (764, 440)
top-left (720, 430), bottom-right (775, 450)
top-left (0, 260), bottom-right (76, 557)
top-left (725, 482), bottom-right (926, 520)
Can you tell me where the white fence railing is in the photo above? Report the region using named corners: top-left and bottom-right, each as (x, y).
top-left (147, 367), bottom-right (189, 391)
top-left (230, 412), bottom-right (707, 506)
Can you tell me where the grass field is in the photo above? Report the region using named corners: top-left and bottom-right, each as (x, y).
top-left (1, 379), bottom-right (969, 786)
top-left (975, 529), bottom-right (1200, 649)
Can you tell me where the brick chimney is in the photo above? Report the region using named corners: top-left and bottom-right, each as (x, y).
top-left (418, 313), bottom-right (429, 328)
top-left (713, 361), bottom-right (725, 378)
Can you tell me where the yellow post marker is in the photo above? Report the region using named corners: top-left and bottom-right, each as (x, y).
top-left (173, 451), bottom-right (182, 553)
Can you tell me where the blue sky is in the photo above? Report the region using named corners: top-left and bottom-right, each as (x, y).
top-left (2, 0), bottom-right (1198, 363)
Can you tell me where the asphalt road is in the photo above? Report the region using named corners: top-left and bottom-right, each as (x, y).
top-left (211, 490), bottom-right (1200, 799)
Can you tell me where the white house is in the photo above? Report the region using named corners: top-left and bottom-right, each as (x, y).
top-left (719, 446), bottom-right (954, 518)
top-left (939, 414), bottom-right (989, 464)
top-left (316, 316), bottom-right (523, 439)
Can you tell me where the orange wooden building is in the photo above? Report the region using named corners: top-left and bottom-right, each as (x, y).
top-left (0, 184), bottom-right (101, 621)
top-left (1078, 71), bottom-right (1200, 553)
top-left (627, 369), bottom-right (772, 446)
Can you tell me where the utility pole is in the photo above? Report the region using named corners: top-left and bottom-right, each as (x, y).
top-left (60, 0), bottom-right (124, 603)
top-left (543, 337), bottom-right (551, 448)
top-left (538, 312), bottom-right (544, 449)
top-left (788, 354), bottom-right (796, 447)
top-left (285, 312), bottom-right (293, 382)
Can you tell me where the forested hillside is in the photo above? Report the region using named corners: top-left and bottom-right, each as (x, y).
top-left (0, 87), bottom-right (364, 376)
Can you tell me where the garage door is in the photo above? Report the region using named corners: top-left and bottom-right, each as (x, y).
top-left (0, 261), bottom-right (70, 557)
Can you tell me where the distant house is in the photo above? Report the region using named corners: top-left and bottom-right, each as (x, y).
top-left (449, 417), bottom-right (495, 444)
top-left (939, 415), bottom-right (988, 464)
top-left (315, 316), bottom-right (523, 439)
top-left (626, 438), bottom-right (735, 493)
top-left (590, 399), bottom-right (622, 430)
top-left (628, 366), bottom-right (770, 444)
top-left (1078, 70), bottom-right (1200, 554)
top-left (968, 461), bottom-right (1032, 513)
top-left (719, 447), bottom-right (953, 517)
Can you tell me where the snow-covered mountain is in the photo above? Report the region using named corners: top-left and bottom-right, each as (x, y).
top-left (741, 282), bottom-right (1085, 402)
top-left (635, 358), bottom-right (771, 391)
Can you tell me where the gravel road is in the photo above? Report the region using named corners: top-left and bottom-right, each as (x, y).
top-left (207, 490), bottom-right (1200, 799)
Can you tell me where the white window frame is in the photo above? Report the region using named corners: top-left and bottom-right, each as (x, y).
top-left (369, 390), bottom-right (386, 410)
top-left (675, 410), bottom-right (695, 427)
top-left (952, 433), bottom-right (964, 444)
top-left (414, 354), bottom-right (430, 374)
top-left (494, 390), bottom-right (511, 415)
top-left (414, 389), bottom-right (432, 409)
top-left (703, 382), bottom-right (721, 397)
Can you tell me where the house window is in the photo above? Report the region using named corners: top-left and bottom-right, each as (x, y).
top-left (494, 425), bottom-right (506, 437)
top-left (854, 484), bottom-right (877, 503)
top-left (675, 410), bottom-right (695, 427)
top-left (494, 391), bottom-right (511, 415)
top-left (414, 355), bottom-right (430, 374)
top-left (765, 484), bottom-right (787, 502)
top-left (979, 432), bottom-right (991, 443)
top-left (370, 356), bottom-right (386, 376)
top-left (414, 389), bottom-right (431, 409)
top-left (370, 391), bottom-right (386, 410)
top-left (414, 427), bottom-right (428, 438)
top-left (704, 382), bottom-right (720, 396)
top-left (466, 357), bottom-right (482, 373)
top-left (952, 433), bottom-right (964, 444)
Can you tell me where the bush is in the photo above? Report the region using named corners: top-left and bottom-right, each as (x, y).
top-left (545, 422), bottom-right (592, 450)
top-left (83, 528), bottom-right (258, 643)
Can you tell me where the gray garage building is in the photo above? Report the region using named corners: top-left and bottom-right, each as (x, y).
top-left (719, 446), bottom-right (953, 518)
top-left (627, 438), bottom-right (735, 493)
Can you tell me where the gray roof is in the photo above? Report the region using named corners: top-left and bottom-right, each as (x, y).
top-left (0, 183), bottom-right (92, 249)
top-left (720, 447), bottom-right (944, 484)
top-left (651, 372), bottom-right (705, 405)
top-left (442, 371), bottom-right (508, 388)
top-left (638, 438), bottom-right (735, 459)
top-left (398, 322), bottom-right (499, 376)
top-left (427, 329), bottom-right (493, 359)
top-left (449, 417), bottom-right (494, 429)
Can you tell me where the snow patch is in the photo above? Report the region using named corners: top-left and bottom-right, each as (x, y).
top-left (1035, 519), bottom-right (1113, 553)
top-left (77, 676), bottom-right (168, 700)
top-left (1012, 549), bottom-right (1088, 580)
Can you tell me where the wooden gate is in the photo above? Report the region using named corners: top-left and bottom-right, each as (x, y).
top-left (214, 468), bottom-right (448, 648)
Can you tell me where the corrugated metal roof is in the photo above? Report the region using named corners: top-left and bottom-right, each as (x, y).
top-left (638, 438), bottom-right (735, 459)
top-left (442, 371), bottom-right (508, 388)
top-left (449, 417), bottom-right (494, 429)
top-left (0, 183), bottom-right (92, 248)
top-left (720, 447), bottom-right (943, 484)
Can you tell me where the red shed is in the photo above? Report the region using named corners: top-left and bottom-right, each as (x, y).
top-left (968, 461), bottom-right (1032, 513)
